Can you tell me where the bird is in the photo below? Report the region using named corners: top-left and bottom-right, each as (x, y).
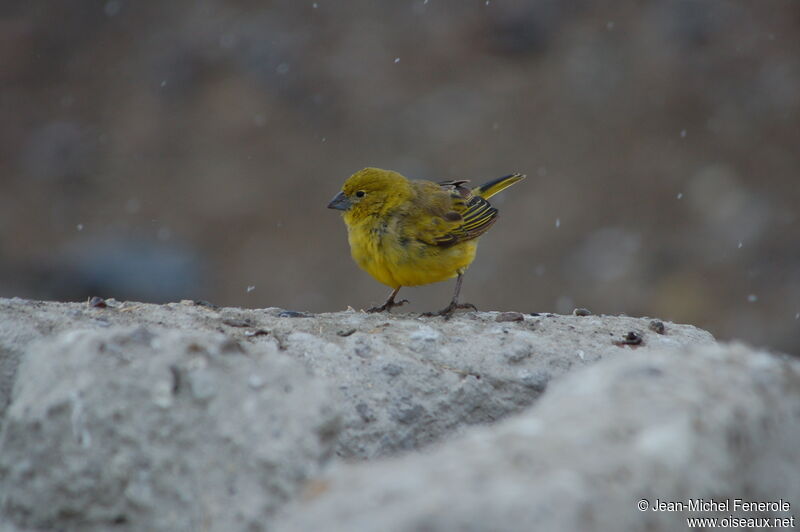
top-left (327, 167), bottom-right (525, 316)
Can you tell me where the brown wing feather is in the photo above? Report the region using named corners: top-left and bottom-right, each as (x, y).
top-left (409, 179), bottom-right (499, 248)
top-left (433, 195), bottom-right (498, 247)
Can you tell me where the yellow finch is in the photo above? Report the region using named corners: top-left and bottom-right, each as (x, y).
top-left (328, 167), bottom-right (525, 316)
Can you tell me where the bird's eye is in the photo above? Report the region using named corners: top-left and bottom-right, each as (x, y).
top-left (355, 190), bottom-right (366, 198)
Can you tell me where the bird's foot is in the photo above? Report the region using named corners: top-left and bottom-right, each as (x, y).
top-left (366, 298), bottom-right (409, 313)
top-left (422, 301), bottom-right (477, 319)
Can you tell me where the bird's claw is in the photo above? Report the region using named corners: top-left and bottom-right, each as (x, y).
top-left (422, 302), bottom-right (477, 319)
top-left (366, 298), bottom-right (409, 313)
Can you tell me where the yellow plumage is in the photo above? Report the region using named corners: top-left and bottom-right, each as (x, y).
top-left (328, 167), bottom-right (525, 315)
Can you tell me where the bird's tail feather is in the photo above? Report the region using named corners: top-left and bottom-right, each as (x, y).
top-left (473, 173), bottom-right (526, 199)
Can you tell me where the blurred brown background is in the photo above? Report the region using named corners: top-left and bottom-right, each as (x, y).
top-left (1, 1), bottom-right (798, 353)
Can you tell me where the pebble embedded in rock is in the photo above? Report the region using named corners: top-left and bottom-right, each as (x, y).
top-left (495, 311), bottom-right (525, 322)
top-left (279, 310), bottom-right (311, 318)
top-left (89, 296), bottom-right (107, 308)
top-left (615, 331), bottom-right (643, 346)
top-left (222, 318), bottom-right (253, 328)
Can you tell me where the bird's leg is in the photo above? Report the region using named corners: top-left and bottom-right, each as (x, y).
top-left (423, 273), bottom-right (477, 318)
top-left (366, 287), bottom-right (409, 313)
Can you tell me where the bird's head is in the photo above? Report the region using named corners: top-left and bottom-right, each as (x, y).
top-left (327, 167), bottom-right (409, 218)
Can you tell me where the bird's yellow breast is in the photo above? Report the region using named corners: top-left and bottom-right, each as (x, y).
top-left (346, 216), bottom-right (477, 289)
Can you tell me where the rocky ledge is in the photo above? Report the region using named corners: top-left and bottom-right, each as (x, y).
top-left (0, 298), bottom-right (796, 532)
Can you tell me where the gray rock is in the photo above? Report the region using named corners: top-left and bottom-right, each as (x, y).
top-left (0, 299), bottom-right (715, 460)
top-left (296, 311), bottom-right (713, 458)
top-left (0, 327), bottom-right (340, 532)
top-left (275, 343), bottom-right (800, 532)
top-left (2, 298), bottom-right (794, 532)
top-left (0, 343), bottom-right (20, 432)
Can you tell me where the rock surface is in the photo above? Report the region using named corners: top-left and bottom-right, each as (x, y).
top-left (275, 343), bottom-right (800, 532)
top-left (3, 298), bottom-right (794, 532)
top-left (0, 327), bottom-right (339, 532)
top-left (0, 299), bottom-right (713, 459)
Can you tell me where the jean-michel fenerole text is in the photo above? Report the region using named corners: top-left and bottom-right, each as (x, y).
top-left (651, 498), bottom-right (791, 513)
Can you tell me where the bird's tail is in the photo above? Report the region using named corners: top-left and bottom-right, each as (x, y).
top-left (473, 173), bottom-right (526, 199)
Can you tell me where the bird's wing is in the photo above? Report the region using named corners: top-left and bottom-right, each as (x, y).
top-left (411, 180), bottom-right (499, 247)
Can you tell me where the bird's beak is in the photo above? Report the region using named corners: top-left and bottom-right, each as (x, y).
top-left (327, 191), bottom-right (351, 211)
